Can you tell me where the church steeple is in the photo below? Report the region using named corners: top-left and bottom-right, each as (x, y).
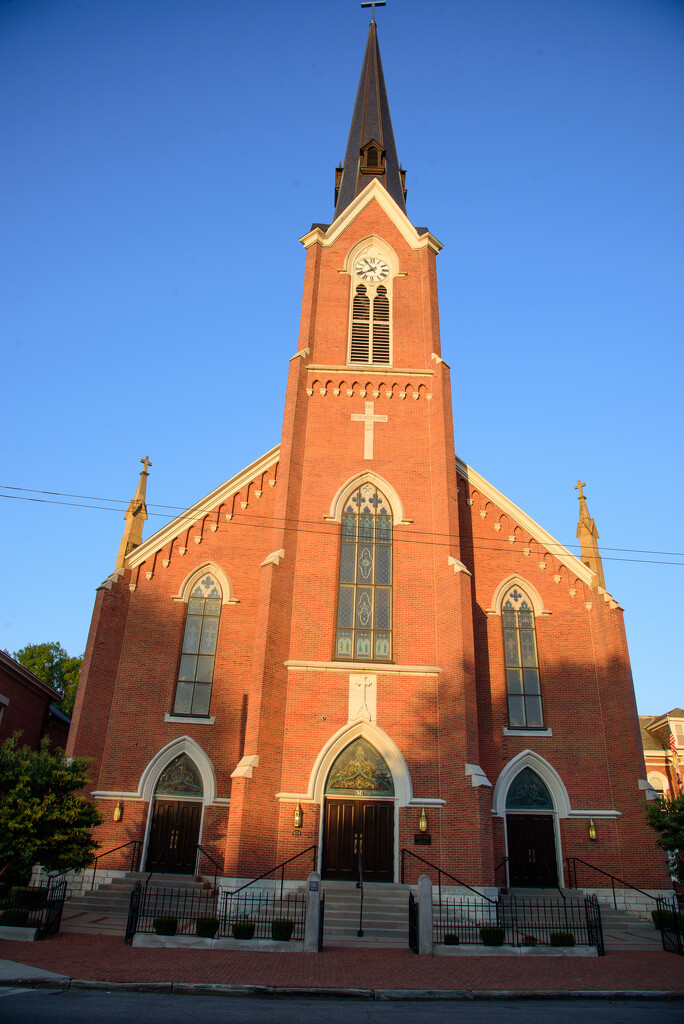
top-left (334, 20), bottom-right (407, 220)
top-left (574, 480), bottom-right (606, 590)
top-left (115, 456), bottom-right (151, 571)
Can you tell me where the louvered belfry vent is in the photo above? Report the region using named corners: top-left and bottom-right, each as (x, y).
top-left (351, 284), bottom-right (371, 362)
top-left (372, 286), bottom-right (390, 363)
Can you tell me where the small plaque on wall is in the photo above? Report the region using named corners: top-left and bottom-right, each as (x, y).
top-left (414, 833), bottom-right (431, 846)
top-left (292, 829), bottom-right (302, 837)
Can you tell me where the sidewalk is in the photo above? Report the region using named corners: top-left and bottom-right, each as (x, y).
top-left (1, 933), bottom-right (684, 999)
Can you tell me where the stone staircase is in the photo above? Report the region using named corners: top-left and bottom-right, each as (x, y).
top-left (321, 881), bottom-right (413, 947)
top-left (60, 872), bottom-right (214, 937)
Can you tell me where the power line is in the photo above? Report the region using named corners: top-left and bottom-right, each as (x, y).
top-left (1, 489), bottom-right (682, 567)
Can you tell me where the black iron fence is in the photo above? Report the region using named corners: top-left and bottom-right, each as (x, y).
top-left (0, 879), bottom-right (67, 939)
top-left (126, 884), bottom-right (306, 943)
top-left (433, 893), bottom-right (604, 954)
top-left (656, 893), bottom-right (683, 955)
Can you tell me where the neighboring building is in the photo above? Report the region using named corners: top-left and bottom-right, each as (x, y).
top-left (67, 22), bottom-right (666, 896)
top-left (0, 650), bottom-right (70, 750)
top-left (640, 709), bottom-right (684, 798)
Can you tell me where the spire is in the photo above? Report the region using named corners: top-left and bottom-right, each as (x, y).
top-left (334, 20), bottom-right (407, 220)
top-left (574, 480), bottom-right (606, 590)
top-left (115, 456), bottom-right (151, 571)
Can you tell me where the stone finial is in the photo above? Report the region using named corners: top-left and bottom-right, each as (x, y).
top-left (115, 456), bottom-right (152, 571)
top-left (575, 479), bottom-right (606, 590)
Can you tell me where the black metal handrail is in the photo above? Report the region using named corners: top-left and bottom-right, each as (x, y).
top-left (401, 848), bottom-right (497, 905)
top-left (195, 845), bottom-right (224, 890)
top-left (494, 856), bottom-right (509, 888)
top-left (90, 840), bottom-right (142, 889)
top-left (226, 844), bottom-right (318, 899)
top-left (566, 856), bottom-right (659, 909)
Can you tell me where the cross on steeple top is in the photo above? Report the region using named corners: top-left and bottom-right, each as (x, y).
top-left (140, 455), bottom-right (152, 474)
top-left (361, 0), bottom-right (386, 20)
top-left (574, 480), bottom-right (586, 501)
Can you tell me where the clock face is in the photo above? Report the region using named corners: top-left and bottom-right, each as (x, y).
top-left (355, 256), bottom-right (390, 283)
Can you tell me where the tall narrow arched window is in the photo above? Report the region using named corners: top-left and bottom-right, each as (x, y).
top-left (173, 573), bottom-right (222, 716)
top-left (502, 585), bottom-right (544, 728)
top-left (335, 483), bottom-right (392, 662)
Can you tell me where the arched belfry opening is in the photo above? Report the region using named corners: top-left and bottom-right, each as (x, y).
top-left (505, 767), bottom-right (559, 887)
top-left (321, 738), bottom-right (394, 882)
top-left (145, 753), bottom-right (204, 874)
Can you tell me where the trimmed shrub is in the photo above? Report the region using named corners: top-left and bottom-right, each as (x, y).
top-left (549, 930), bottom-right (575, 947)
top-left (271, 918), bottom-right (294, 941)
top-left (479, 926), bottom-right (505, 946)
top-left (0, 908), bottom-right (30, 927)
top-left (153, 916), bottom-right (178, 936)
top-left (10, 886), bottom-right (46, 909)
top-left (443, 933), bottom-right (460, 945)
top-left (195, 916), bottom-right (219, 938)
top-left (522, 934), bottom-right (537, 946)
top-left (232, 919), bottom-right (255, 940)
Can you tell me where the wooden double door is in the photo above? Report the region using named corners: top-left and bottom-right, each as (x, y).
top-left (145, 799), bottom-right (202, 874)
top-left (322, 799), bottom-right (394, 882)
top-left (506, 814), bottom-right (558, 887)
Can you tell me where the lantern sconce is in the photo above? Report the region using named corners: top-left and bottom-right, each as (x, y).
top-left (588, 818), bottom-right (597, 841)
top-left (293, 802), bottom-right (303, 829)
top-left (419, 807), bottom-right (428, 833)
top-left (113, 800), bottom-right (123, 823)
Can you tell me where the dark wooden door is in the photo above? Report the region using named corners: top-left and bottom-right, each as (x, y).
top-left (507, 814), bottom-right (558, 887)
top-left (322, 799), bottom-right (394, 882)
top-left (145, 799), bottom-right (202, 874)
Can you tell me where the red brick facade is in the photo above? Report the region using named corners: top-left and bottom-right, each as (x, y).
top-left (67, 42), bottom-right (666, 893)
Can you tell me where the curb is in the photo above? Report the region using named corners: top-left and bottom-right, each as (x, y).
top-left (2, 979), bottom-right (684, 1000)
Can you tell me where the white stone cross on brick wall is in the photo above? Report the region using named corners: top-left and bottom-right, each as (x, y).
top-left (351, 401), bottom-right (388, 460)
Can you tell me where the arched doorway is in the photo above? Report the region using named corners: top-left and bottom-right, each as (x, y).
top-left (321, 738), bottom-right (394, 882)
top-left (145, 753), bottom-right (203, 874)
top-left (505, 767), bottom-right (558, 887)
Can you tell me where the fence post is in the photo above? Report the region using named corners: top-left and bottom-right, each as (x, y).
top-left (304, 871), bottom-right (322, 953)
top-left (417, 874), bottom-right (433, 955)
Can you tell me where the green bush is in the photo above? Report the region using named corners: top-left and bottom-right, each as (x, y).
top-left (153, 916), bottom-right (178, 936)
top-left (0, 907), bottom-right (30, 927)
top-left (443, 933), bottom-right (460, 945)
top-left (10, 886), bottom-right (46, 909)
top-left (549, 930), bottom-right (575, 947)
top-left (522, 934), bottom-right (537, 946)
top-left (479, 926), bottom-right (505, 946)
top-left (195, 916), bottom-right (219, 938)
top-left (232, 919), bottom-right (255, 940)
top-left (651, 908), bottom-right (680, 930)
top-left (271, 918), bottom-right (294, 941)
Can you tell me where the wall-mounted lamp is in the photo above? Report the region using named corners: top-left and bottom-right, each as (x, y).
top-left (113, 800), bottom-right (123, 823)
top-left (419, 807), bottom-right (428, 833)
top-left (588, 819), bottom-right (596, 841)
top-left (293, 802), bottom-right (303, 829)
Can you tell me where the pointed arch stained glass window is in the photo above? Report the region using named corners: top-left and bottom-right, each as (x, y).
top-left (173, 573), bottom-right (221, 716)
top-left (502, 586), bottom-right (544, 728)
top-left (335, 484), bottom-right (392, 662)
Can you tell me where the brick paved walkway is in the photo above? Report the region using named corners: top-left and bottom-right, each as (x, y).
top-left (1, 934), bottom-right (683, 993)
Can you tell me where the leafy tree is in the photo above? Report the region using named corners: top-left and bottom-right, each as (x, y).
top-left (0, 736), bottom-right (101, 882)
top-left (12, 642), bottom-right (83, 717)
top-left (645, 794), bottom-right (684, 883)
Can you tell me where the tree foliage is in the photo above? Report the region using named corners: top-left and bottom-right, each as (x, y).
top-left (645, 794), bottom-right (684, 882)
top-left (12, 642), bottom-right (83, 717)
top-left (0, 736), bottom-right (101, 882)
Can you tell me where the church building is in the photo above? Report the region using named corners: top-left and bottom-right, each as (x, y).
top-left (67, 21), bottom-right (665, 896)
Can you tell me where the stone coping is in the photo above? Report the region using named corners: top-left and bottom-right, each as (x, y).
top-left (0, 926), bottom-right (38, 942)
top-left (133, 933), bottom-right (303, 952)
top-left (434, 943), bottom-right (598, 957)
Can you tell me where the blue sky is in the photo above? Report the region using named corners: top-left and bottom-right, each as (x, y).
top-left (1, 0), bottom-right (682, 715)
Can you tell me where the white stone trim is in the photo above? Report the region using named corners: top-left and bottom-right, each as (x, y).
top-left (486, 575), bottom-right (549, 617)
top-left (306, 364), bottom-right (434, 377)
top-left (0, 693), bottom-right (9, 707)
top-left (456, 457), bottom-right (600, 592)
top-left (231, 754), bottom-right (259, 779)
top-left (285, 659), bottom-right (440, 676)
top-left (465, 763), bottom-right (492, 788)
top-left (503, 727), bottom-right (553, 737)
top-left (492, 750), bottom-right (572, 818)
top-left (127, 445), bottom-right (280, 569)
top-left (325, 471), bottom-right (410, 526)
top-left (164, 714), bottom-right (215, 725)
top-left (172, 563), bottom-right (237, 605)
top-left (448, 556), bottom-right (472, 576)
top-left (261, 549), bottom-right (285, 567)
top-left (91, 790), bottom-right (142, 801)
top-left (299, 178), bottom-right (443, 254)
top-left (138, 736), bottom-right (218, 804)
top-left (304, 722), bottom-right (416, 807)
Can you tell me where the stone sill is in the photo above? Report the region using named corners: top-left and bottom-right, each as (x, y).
top-left (434, 943), bottom-right (597, 957)
top-left (0, 926), bottom-right (38, 942)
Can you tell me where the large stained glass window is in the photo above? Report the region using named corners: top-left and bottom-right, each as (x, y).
top-left (502, 586), bottom-right (544, 728)
top-left (173, 573), bottom-right (222, 716)
top-left (335, 483), bottom-right (392, 662)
